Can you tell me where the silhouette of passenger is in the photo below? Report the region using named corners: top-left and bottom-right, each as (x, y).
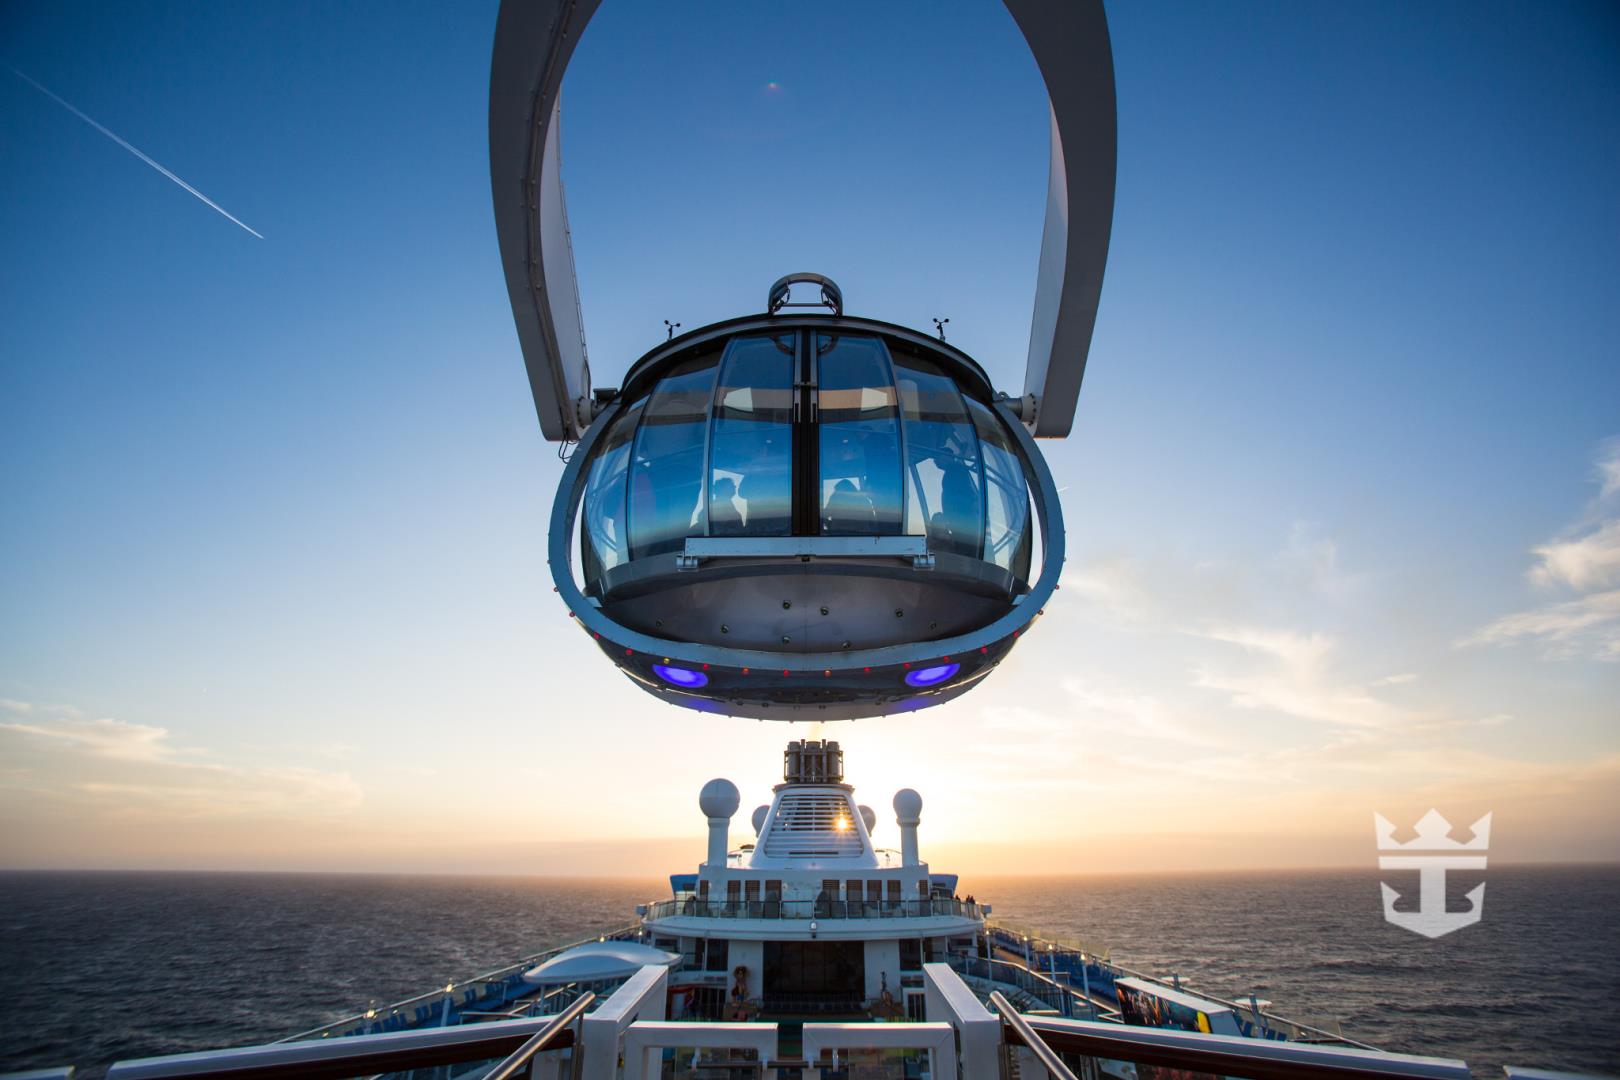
top-left (711, 475), bottom-right (744, 535)
top-left (931, 459), bottom-right (980, 555)
top-left (825, 478), bottom-right (876, 533)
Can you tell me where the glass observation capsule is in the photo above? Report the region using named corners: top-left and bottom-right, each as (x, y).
top-left (550, 276), bottom-right (1063, 720)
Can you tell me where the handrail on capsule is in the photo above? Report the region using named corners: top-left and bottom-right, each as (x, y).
top-left (767, 272), bottom-right (842, 316)
top-left (989, 991), bottom-right (1081, 1080)
top-left (482, 991), bottom-right (596, 1080)
top-left (677, 535), bottom-right (932, 570)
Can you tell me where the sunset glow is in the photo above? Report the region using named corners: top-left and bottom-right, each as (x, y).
top-left (1, 2), bottom-right (1615, 878)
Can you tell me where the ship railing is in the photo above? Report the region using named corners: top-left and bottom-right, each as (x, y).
top-left (945, 952), bottom-right (1094, 1019)
top-left (105, 1008), bottom-right (591, 1080)
top-left (277, 920), bottom-right (642, 1042)
top-left (100, 962), bottom-right (1483, 1080)
top-left (985, 919), bottom-right (1377, 1050)
top-left (1022, 1015), bottom-right (1473, 1080)
top-left (990, 990), bottom-right (1080, 1080)
top-left (463, 983), bottom-right (585, 1022)
top-left (644, 897), bottom-right (983, 921)
top-left (484, 991), bottom-right (596, 1080)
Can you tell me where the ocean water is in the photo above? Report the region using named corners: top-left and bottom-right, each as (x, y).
top-left (0, 867), bottom-right (1615, 1077)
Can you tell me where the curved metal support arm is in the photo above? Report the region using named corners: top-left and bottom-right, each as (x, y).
top-left (491, 0), bottom-right (1115, 442)
top-left (490, 0), bottom-right (602, 441)
top-left (1002, 0), bottom-right (1117, 438)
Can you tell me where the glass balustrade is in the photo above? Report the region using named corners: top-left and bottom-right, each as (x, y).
top-left (644, 897), bottom-right (983, 921)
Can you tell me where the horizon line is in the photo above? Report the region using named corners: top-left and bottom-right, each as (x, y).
top-left (3, 858), bottom-right (1615, 879)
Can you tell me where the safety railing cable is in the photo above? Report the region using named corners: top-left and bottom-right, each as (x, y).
top-left (483, 991), bottom-right (596, 1080)
top-left (990, 991), bottom-right (1080, 1080)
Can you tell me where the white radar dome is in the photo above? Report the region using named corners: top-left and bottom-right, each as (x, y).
top-left (858, 805), bottom-right (876, 834)
top-left (699, 778), bottom-right (740, 819)
top-left (751, 805), bottom-right (769, 835)
top-left (893, 788), bottom-right (923, 821)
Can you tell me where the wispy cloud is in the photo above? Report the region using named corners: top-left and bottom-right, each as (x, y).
top-left (1528, 519), bottom-right (1620, 592)
top-left (1189, 625), bottom-right (1417, 730)
top-left (0, 716), bottom-right (176, 762)
top-left (9, 66), bottom-right (264, 239)
top-left (1460, 589), bottom-right (1620, 661)
top-left (1196, 624), bottom-right (1334, 673)
top-left (1275, 520), bottom-right (1370, 602)
top-left (1463, 438), bottom-right (1620, 662)
top-left (1598, 437), bottom-right (1620, 501)
top-left (1059, 557), bottom-right (1155, 625)
top-left (1059, 679), bottom-right (1223, 747)
top-left (0, 712), bottom-right (361, 825)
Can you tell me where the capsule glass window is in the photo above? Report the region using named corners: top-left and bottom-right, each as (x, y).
top-left (579, 396), bottom-right (645, 589)
top-left (816, 334), bottom-right (902, 536)
top-left (966, 398), bottom-right (1033, 581)
top-left (628, 351), bottom-right (721, 559)
top-left (709, 334), bottom-right (795, 537)
top-left (895, 352), bottom-right (984, 559)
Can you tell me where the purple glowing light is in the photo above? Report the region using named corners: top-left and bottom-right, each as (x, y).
top-left (653, 664), bottom-right (709, 689)
top-left (904, 662), bottom-right (960, 688)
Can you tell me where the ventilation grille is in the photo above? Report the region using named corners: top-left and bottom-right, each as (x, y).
top-left (762, 792), bottom-right (866, 857)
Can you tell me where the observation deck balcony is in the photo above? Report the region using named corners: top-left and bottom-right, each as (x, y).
top-left (641, 897), bottom-right (984, 940)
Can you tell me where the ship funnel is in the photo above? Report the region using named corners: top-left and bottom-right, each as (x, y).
top-left (783, 739), bottom-right (843, 784)
top-left (700, 778), bottom-right (740, 869)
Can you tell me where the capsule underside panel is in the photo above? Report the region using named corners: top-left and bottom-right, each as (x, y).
top-left (604, 633), bottom-right (1017, 722)
top-left (600, 562), bottom-right (1010, 653)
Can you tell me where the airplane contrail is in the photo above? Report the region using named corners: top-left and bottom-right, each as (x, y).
top-left (10, 66), bottom-right (263, 239)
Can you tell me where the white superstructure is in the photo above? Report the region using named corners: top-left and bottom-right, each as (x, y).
top-left (642, 740), bottom-right (984, 1020)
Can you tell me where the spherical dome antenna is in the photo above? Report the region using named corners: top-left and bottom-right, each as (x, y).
top-left (858, 805), bottom-right (876, 834)
top-left (751, 805), bottom-right (770, 835)
top-left (699, 778), bottom-right (740, 819)
top-left (893, 788), bottom-right (923, 821)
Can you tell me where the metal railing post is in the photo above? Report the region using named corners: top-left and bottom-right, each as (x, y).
top-left (923, 962), bottom-right (1001, 1079)
top-left (580, 965), bottom-right (669, 1079)
top-left (1079, 951), bottom-right (1096, 1020)
top-left (990, 991), bottom-right (1080, 1080)
top-left (484, 992), bottom-right (596, 1080)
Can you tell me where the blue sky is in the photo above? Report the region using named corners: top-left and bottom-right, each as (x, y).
top-left (2, 1), bottom-right (1616, 873)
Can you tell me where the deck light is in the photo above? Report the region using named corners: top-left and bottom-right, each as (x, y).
top-left (904, 662), bottom-right (960, 688)
top-left (653, 664), bottom-right (708, 688)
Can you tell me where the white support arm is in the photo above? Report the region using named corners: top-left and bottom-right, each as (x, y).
top-left (490, 0), bottom-right (600, 441)
top-left (1002, 0), bottom-right (1117, 438)
top-left (490, 0), bottom-right (1115, 442)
